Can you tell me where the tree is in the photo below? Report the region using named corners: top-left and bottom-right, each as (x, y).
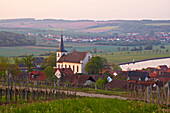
top-left (117, 47), bottom-right (120, 52)
top-left (138, 45), bottom-right (142, 50)
top-left (96, 78), bottom-right (104, 89)
top-left (121, 76), bottom-right (126, 81)
top-left (85, 56), bottom-right (103, 75)
top-left (22, 55), bottom-right (35, 72)
top-left (43, 66), bottom-right (56, 82)
top-left (103, 76), bottom-right (108, 85)
top-left (160, 45), bottom-right (165, 49)
top-left (0, 56), bottom-right (11, 79)
top-left (104, 70), bottom-right (113, 78)
top-left (113, 65), bottom-right (122, 71)
top-left (93, 48), bottom-right (97, 53)
top-left (144, 44), bottom-right (153, 50)
top-left (100, 57), bottom-right (107, 64)
top-left (125, 46), bottom-right (129, 51)
top-left (13, 57), bottom-right (22, 66)
top-left (46, 52), bottom-right (56, 67)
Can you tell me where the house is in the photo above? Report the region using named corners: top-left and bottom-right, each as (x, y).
top-left (102, 68), bottom-right (121, 76)
top-left (72, 75), bottom-right (95, 86)
top-left (138, 81), bottom-right (155, 86)
top-left (27, 71), bottom-right (46, 81)
top-left (54, 32), bottom-right (92, 74)
top-left (127, 71), bottom-right (150, 81)
top-left (157, 65), bottom-right (168, 72)
top-left (54, 68), bottom-right (74, 78)
top-left (104, 79), bottom-right (129, 89)
top-left (19, 64), bottom-right (36, 72)
top-left (62, 74), bottom-right (76, 83)
top-left (167, 68), bottom-right (170, 72)
top-left (33, 57), bottom-right (44, 68)
top-left (91, 75), bottom-right (112, 82)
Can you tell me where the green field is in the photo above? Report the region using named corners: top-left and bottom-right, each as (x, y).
top-left (97, 50), bottom-right (170, 64)
top-left (0, 98), bottom-right (166, 113)
top-left (145, 23), bottom-right (170, 26)
top-left (0, 44), bottom-right (170, 64)
top-left (0, 44), bottom-right (121, 57)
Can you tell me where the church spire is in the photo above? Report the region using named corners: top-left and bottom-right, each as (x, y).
top-left (58, 29), bottom-right (67, 52)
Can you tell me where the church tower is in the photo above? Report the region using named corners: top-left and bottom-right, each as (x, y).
top-left (56, 30), bottom-right (67, 62)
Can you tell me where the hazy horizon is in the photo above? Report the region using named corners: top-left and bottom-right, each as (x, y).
top-left (1, 0), bottom-right (170, 20)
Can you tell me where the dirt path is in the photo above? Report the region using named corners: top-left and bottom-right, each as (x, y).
top-left (76, 92), bottom-right (127, 100)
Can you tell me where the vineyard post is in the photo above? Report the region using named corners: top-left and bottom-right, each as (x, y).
top-left (58, 82), bottom-right (60, 98)
top-left (37, 76), bottom-right (39, 101)
top-left (63, 83), bottom-right (64, 98)
top-left (53, 80), bottom-right (55, 100)
top-left (39, 79), bottom-right (41, 99)
top-left (31, 79), bottom-right (33, 100)
top-left (150, 85), bottom-right (153, 103)
top-left (19, 77), bottom-right (21, 99)
top-left (10, 72), bottom-right (13, 102)
top-left (45, 79), bottom-right (47, 100)
top-left (15, 79), bottom-right (17, 102)
top-left (167, 82), bottom-right (170, 109)
top-left (157, 86), bottom-right (161, 104)
top-left (163, 83), bottom-right (167, 106)
top-left (127, 83), bottom-right (129, 99)
top-left (25, 73), bottom-right (27, 101)
top-left (70, 83), bottom-right (71, 99)
top-left (147, 86), bottom-right (150, 104)
top-left (7, 67), bottom-right (10, 103)
top-left (22, 76), bottom-right (25, 99)
top-left (67, 83), bottom-right (68, 98)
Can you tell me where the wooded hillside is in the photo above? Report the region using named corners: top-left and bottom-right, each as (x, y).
top-left (0, 31), bottom-right (35, 46)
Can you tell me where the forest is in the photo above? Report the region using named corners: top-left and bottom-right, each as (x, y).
top-left (0, 31), bottom-right (36, 46)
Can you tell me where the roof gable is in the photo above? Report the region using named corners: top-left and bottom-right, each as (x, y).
top-left (57, 52), bottom-right (87, 63)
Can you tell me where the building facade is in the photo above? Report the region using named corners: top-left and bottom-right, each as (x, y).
top-left (54, 32), bottom-right (92, 74)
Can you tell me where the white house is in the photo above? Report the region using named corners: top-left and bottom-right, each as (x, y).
top-left (54, 32), bottom-right (92, 74)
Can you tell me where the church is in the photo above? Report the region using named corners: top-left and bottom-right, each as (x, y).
top-left (54, 32), bottom-right (92, 74)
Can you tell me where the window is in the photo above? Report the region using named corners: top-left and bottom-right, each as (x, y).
top-left (58, 53), bottom-right (60, 57)
top-left (58, 65), bottom-right (60, 68)
top-left (65, 64), bottom-right (67, 68)
top-left (69, 65), bottom-right (71, 68)
top-left (88, 56), bottom-right (91, 61)
top-left (61, 65), bottom-right (63, 68)
top-left (77, 66), bottom-right (79, 73)
top-left (73, 65), bottom-right (75, 72)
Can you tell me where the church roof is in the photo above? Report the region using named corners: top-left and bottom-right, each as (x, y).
top-left (57, 52), bottom-right (87, 63)
top-left (57, 30), bottom-right (67, 52)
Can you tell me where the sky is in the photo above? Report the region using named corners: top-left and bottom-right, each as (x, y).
top-left (0, 0), bottom-right (170, 20)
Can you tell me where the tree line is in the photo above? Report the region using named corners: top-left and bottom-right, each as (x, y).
top-left (0, 31), bottom-right (36, 46)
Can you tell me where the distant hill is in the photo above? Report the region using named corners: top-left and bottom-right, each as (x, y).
top-left (0, 18), bottom-right (170, 34)
top-left (0, 31), bottom-right (36, 46)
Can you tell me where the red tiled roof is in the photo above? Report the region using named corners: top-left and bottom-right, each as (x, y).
top-left (104, 79), bottom-right (129, 89)
top-left (62, 74), bottom-right (76, 83)
top-left (73, 75), bottom-right (95, 85)
top-left (28, 71), bottom-right (46, 81)
top-left (138, 81), bottom-right (155, 86)
top-left (54, 68), bottom-right (74, 75)
top-left (149, 73), bottom-right (157, 78)
top-left (156, 77), bottom-right (170, 83)
top-left (57, 52), bottom-right (87, 63)
top-left (128, 80), bottom-right (137, 83)
top-left (167, 69), bottom-right (170, 72)
top-left (91, 75), bottom-right (105, 81)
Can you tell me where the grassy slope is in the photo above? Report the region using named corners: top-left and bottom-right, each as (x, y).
top-left (0, 45), bottom-right (170, 64)
top-left (98, 51), bottom-right (170, 64)
top-left (0, 98), bottom-right (165, 113)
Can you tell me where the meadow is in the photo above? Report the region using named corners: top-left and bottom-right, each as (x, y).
top-left (0, 44), bottom-right (170, 64)
top-left (0, 98), bottom-right (167, 113)
top-left (97, 50), bottom-right (170, 64)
